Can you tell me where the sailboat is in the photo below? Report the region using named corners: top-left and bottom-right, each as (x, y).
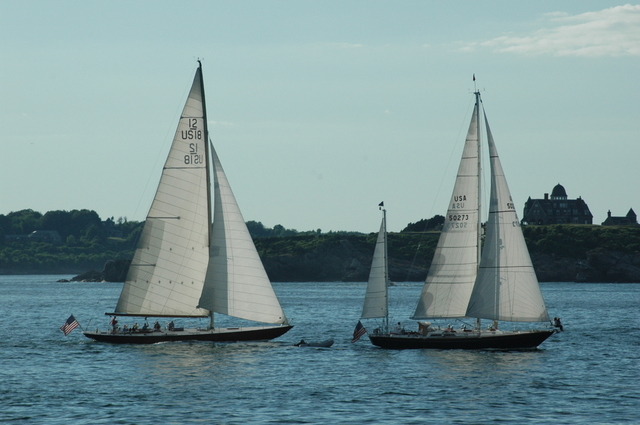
top-left (84, 62), bottom-right (292, 344)
top-left (365, 89), bottom-right (558, 350)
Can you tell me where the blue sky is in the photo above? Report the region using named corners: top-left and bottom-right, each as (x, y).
top-left (1, 1), bottom-right (639, 232)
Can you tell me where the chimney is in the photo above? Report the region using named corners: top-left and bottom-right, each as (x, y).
top-left (544, 193), bottom-right (549, 200)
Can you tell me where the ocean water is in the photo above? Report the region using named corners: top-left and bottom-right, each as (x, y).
top-left (1, 276), bottom-right (639, 424)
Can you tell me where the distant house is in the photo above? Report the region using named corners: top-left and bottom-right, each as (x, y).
top-left (601, 209), bottom-right (638, 226)
top-left (522, 183), bottom-right (593, 225)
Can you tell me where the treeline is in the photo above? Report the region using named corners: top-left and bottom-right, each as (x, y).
top-left (523, 224), bottom-right (640, 257)
top-left (1, 208), bottom-right (639, 278)
top-left (0, 209), bottom-right (379, 273)
top-left (0, 209), bottom-right (142, 273)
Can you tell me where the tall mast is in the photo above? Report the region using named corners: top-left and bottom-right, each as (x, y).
top-left (197, 60), bottom-right (214, 329)
top-left (382, 205), bottom-right (389, 333)
top-left (198, 60), bottom-right (212, 249)
top-left (474, 88), bottom-right (482, 273)
top-left (474, 77), bottom-right (482, 331)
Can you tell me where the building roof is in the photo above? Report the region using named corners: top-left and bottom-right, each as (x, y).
top-left (551, 183), bottom-right (567, 198)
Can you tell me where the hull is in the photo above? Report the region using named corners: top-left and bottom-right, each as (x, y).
top-left (83, 325), bottom-right (293, 344)
top-left (369, 329), bottom-right (555, 350)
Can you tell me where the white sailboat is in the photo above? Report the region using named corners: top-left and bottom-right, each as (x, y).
top-left (84, 62), bottom-right (292, 344)
top-left (367, 88), bottom-right (558, 350)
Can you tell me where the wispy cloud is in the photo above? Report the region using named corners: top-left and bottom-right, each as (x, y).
top-left (466, 4), bottom-right (640, 57)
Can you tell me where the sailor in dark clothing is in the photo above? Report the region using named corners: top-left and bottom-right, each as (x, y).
top-left (553, 317), bottom-right (564, 331)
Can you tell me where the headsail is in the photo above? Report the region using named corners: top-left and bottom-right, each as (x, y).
top-left (412, 103), bottom-right (481, 320)
top-left (198, 145), bottom-right (288, 325)
top-left (466, 112), bottom-right (549, 322)
top-left (115, 65), bottom-right (210, 317)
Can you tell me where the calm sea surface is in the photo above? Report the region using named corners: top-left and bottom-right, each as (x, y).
top-left (1, 276), bottom-right (639, 424)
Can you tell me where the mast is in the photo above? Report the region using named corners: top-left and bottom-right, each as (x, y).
top-left (474, 81), bottom-right (483, 331)
top-left (197, 60), bottom-right (215, 330)
top-left (382, 205), bottom-right (389, 333)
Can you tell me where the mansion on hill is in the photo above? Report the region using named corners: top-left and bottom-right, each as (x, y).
top-left (522, 184), bottom-right (593, 225)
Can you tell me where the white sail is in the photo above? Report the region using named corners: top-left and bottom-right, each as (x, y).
top-left (115, 68), bottom-right (210, 317)
top-left (361, 216), bottom-right (388, 319)
top-left (412, 104), bottom-right (481, 319)
top-left (198, 146), bottom-right (288, 325)
top-left (466, 113), bottom-right (550, 322)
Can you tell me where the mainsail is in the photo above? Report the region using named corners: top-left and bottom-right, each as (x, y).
top-left (412, 103), bottom-right (481, 320)
top-left (361, 213), bottom-right (388, 320)
top-left (115, 67), bottom-right (210, 317)
top-left (465, 113), bottom-right (549, 322)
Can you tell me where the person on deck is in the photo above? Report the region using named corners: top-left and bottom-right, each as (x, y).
top-left (553, 317), bottom-right (564, 331)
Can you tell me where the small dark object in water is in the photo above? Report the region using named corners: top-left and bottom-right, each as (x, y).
top-left (294, 339), bottom-right (334, 348)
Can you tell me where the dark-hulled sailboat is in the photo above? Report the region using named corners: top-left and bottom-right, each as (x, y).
top-left (84, 62), bottom-right (292, 344)
top-left (363, 87), bottom-right (558, 350)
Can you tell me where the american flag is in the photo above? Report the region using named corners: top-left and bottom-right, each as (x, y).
top-left (60, 315), bottom-right (79, 336)
top-left (351, 320), bottom-right (367, 343)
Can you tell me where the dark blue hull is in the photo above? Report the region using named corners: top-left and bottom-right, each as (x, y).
top-left (369, 329), bottom-right (555, 350)
top-left (84, 325), bottom-right (293, 344)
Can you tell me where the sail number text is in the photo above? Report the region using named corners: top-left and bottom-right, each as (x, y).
top-left (448, 214), bottom-right (469, 228)
top-left (182, 118), bottom-right (203, 165)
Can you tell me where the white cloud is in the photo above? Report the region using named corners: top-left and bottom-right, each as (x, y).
top-left (469, 4), bottom-right (640, 57)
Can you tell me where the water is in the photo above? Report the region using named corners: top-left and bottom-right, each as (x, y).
top-left (1, 276), bottom-right (639, 424)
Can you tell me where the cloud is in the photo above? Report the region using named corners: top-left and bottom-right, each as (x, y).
top-left (468, 4), bottom-right (640, 57)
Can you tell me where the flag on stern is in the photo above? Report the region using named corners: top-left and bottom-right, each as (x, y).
top-left (351, 320), bottom-right (367, 343)
top-left (60, 315), bottom-right (79, 336)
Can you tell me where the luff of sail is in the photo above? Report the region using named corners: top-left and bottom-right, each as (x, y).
top-left (115, 67), bottom-right (210, 317)
top-left (198, 146), bottom-right (288, 325)
top-left (361, 215), bottom-right (388, 320)
top-left (412, 103), bottom-right (481, 320)
top-left (465, 113), bottom-right (549, 322)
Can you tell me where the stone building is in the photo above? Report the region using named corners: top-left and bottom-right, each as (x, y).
top-left (601, 209), bottom-right (638, 226)
top-left (522, 183), bottom-right (593, 225)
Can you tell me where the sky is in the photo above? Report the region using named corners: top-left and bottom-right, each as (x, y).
top-left (1, 1), bottom-right (639, 233)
